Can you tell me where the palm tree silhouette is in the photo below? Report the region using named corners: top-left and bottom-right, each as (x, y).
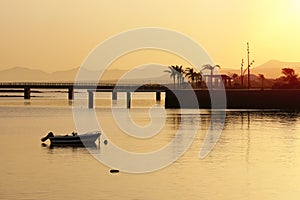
top-left (164, 66), bottom-right (177, 87)
top-left (185, 67), bottom-right (203, 88)
top-left (185, 67), bottom-right (196, 85)
top-left (281, 68), bottom-right (298, 86)
top-left (201, 64), bottom-right (221, 88)
top-left (165, 65), bottom-right (185, 88)
top-left (174, 65), bottom-right (184, 88)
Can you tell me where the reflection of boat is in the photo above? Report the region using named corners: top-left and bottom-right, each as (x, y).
top-left (51, 142), bottom-right (98, 149)
top-left (41, 142), bottom-right (98, 149)
top-left (41, 131), bottom-right (101, 145)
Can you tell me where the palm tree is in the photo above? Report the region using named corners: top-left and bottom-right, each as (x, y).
top-left (281, 68), bottom-right (298, 86)
top-left (173, 65), bottom-right (184, 88)
top-left (164, 66), bottom-right (177, 87)
top-left (164, 65), bottom-right (185, 88)
top-left (201, 64), bottom-right (221, 88)
top-left (165, 65), bottom-right (184, 87)
top-left (258, 74), bottom-right (265, 90)
top-left (185, 67), bottom-right (196, 85)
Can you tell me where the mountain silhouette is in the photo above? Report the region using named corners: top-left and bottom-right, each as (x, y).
top-left (251, 59), bottom-right (300, 78)
top-left (0, 65), bottom-right (172, 83)
top-left (1, 60), bottom-right (298, 82)
top-left (221, 59), bottom-right (300, 78)
top-left (0, 67), bottom-right (50, 81)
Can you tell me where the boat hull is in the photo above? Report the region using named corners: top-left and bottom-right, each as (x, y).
top-left (49, 132), bottom-right (100, 145)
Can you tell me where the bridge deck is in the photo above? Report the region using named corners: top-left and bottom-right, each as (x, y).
top-left (0, 82), bottom-right (168, 91)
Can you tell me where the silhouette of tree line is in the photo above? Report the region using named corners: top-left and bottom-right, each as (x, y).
top-left (164, 64), bottom-right (221, 89)
top-left (272, 68), bottom-right (300, 89)
top-left (228, 67), bottom-right (300, 89)
top-left (165, 65), bottom-right (300, 90)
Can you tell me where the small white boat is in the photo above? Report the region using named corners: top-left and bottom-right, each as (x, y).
top-left (41, 131), bottom-right (101, 145)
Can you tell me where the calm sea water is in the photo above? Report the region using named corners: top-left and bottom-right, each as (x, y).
top-left (1, 92), bottom-right (300, 200)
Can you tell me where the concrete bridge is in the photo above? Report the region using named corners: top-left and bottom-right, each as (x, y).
top-left (0, 82), bottom-right (79, 99)
top-left (2, 82), bottom-right (299, 110)
top-left (0, 82), bottom-right (167, 108)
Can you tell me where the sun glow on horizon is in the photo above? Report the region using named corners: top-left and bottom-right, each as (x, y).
top-left (0, 0), bottom-right (299, 72)
top-left (287, 0), bottom-right (300, 18)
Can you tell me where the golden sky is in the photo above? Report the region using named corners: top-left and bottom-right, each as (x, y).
top-left (0, 0), bottom-right (299, 72)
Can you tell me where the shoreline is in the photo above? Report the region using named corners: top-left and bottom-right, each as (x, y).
top-left (165, 89), bottom-right (300, 109)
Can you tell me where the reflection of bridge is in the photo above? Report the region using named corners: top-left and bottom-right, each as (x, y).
top-left (0, 82), bottom-right (167, 108)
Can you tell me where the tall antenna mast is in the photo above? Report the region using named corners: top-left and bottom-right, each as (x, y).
top-left (246, 42), bottom-right (255, 89)
top-left (247, 42), bottom-right (250, 89)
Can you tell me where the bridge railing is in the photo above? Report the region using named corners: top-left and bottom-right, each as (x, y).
top-left (0, 82), bottom-right (170, 90)
top-left (0, 82), bottom-right (114, 86)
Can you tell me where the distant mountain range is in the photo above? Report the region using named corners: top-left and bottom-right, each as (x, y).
top-left (221, 59), bottom-right (300, 78)
top-left (0, 65), bottom-right (173, 83)
top-left (0, 60), bottom-right (299, 82)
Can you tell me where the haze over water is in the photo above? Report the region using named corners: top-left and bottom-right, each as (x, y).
top-left (1, 0), bottom-right (300, 199)
top-left (1, 93), bottom-right (300, 200)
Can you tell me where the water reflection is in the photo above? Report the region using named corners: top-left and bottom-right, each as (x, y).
top-left (41, 142), bottom-right (100, 154)
top-left (49, 143), bottom-right (99, 149)
top-left (3, 103), bottom-right (300, 199)
top-left (68, 100), bottom-right (73, 106)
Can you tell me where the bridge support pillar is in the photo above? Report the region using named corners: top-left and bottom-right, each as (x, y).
top-left (126, 92), bottom-right (131, 109)
top-left (156, 92), bottom-right (161, 101)
top-left (68, 88), bottom-right (74, 100)
top-left (24, 87), bottom-right (30, 99)
top-left (112, 92), bottom-right (117, 100)
top-left (88, 91), bottom-right (94, 109)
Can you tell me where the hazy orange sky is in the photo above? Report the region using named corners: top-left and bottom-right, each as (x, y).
top-left (0, 0), bottom-right (299, 72)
